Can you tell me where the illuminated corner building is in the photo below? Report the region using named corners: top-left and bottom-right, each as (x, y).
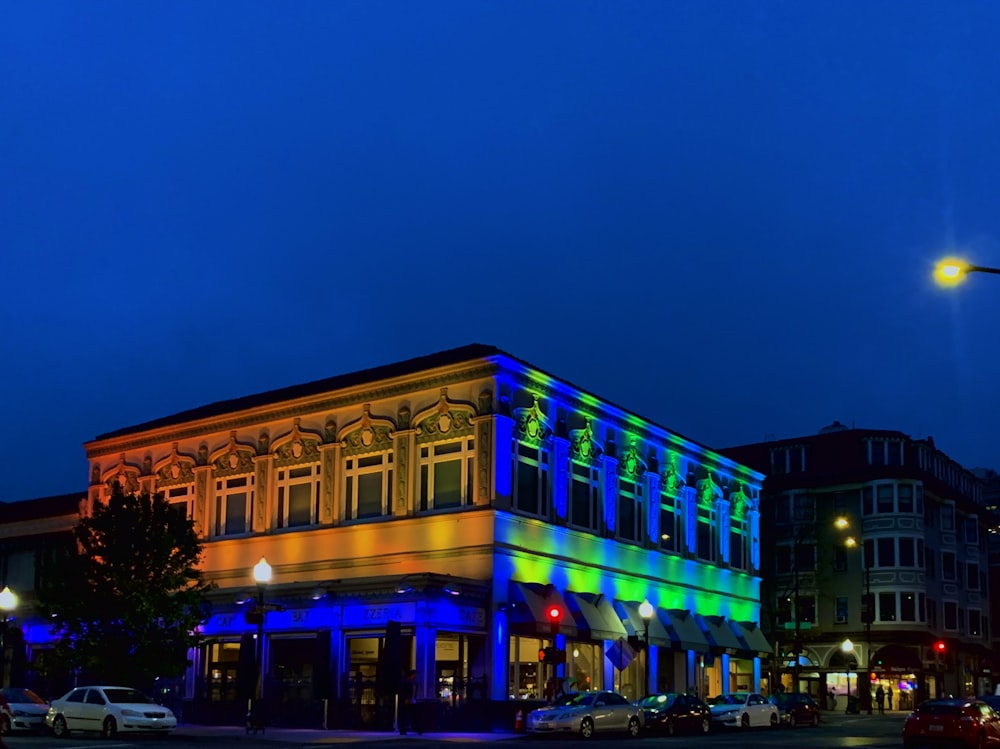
top-left (722, 421), bottom-right (994, 709)
top-left (8, 344), bottom-right (767, 728)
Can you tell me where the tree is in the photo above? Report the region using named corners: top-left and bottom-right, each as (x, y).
top-left (38, 483), bottom-right (213, 689)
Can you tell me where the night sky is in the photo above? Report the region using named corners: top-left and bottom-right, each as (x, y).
top-left (4, 1), bottom-right (1000, 502)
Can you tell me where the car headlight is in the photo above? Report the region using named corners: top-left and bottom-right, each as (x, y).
top-left (120, 709), bottom-right (143, 717)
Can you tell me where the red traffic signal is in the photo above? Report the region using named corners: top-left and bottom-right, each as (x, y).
top-left (546, 605), bottom-right (562, 634)
top-left (934, 640), bottom-right (946, 653)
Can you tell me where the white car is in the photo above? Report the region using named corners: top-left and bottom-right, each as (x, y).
top-left (1, 687), bottom-right (50, 734)
top-left (707, 692), bottom-right (779, 729)
top-left (526, 690), bottom-right (643, 738)
top-left (44, 686), bottom-right (176, 738)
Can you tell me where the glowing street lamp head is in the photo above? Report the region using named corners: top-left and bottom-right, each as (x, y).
top-left (253, 557), bottom-right (272, 585)
top-left (934, 257), bottom-right (970, 286)
top-left (639, 599), bottom-right (655, 621)
top-left (834, 517), bottom-right (849, 531)
top-left (0, 585), bottom-right (17, 614)
top-left (841, 638), bottom-right (854, 653)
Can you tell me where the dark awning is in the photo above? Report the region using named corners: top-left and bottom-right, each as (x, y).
top-left (657, 609), bottom-right (710, 653)
top-left (729, 620), bottom-right (772, 657)
top-left (873, 644), bottom-right (922, 671)
top-left (614, 600), bottom-right (673, 647)
top-left (697, 614), bottom-right (743, 654)
top-left (566, 591), bottom-right (628, 642)
top-left (506, 581), bottom-right (576, 637)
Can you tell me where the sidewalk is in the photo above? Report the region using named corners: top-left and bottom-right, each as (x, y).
top-left (171, 724), bottom-right (522, 744)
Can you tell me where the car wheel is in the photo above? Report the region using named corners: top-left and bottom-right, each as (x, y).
top-left (769, 712), bottom-right (778, 728)
top-left (741, 712), bottom-right (750, 728)
top-left (580, 717), bottom-right (595, 739)
top-left (627, 717), bottom-right (640, 738)
top-left (52, 715), bottom-right (69, 738)
top-left (977, 732), bottom-right (988, 749)
top-left (700, 717), bottom-right (711, 734)
top-left (788, 713), bottom-right (797, 728)
top-left (666, 718), bottom-right (675, 736)
top-left (102, 717), bottom-right (118, 739)
top-left (0, 714), bottom-right (10, 735)
top-left (811, 712), bottom-right (819, 727)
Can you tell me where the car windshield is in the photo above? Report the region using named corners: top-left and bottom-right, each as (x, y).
top-left (103, 688), bottom-right (155, 705)
top-left (1, 688), bottom-right (47, 704)
top-left (638, 694), bottom-right (678, 709)
top-left (708, 694), bottom-right (747, 706)
top-left (559, 693), bottom-right (596, 707)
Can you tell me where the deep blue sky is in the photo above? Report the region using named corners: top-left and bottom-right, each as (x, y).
top-left (4, 1), bottom-right (1000, 502)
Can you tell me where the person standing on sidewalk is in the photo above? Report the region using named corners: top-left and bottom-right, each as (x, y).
top-left (875, 685), bottom-right (885, 714)
top-left (886, 685), bottom-right (893, 710)
top-left (398, 669), bottom-right (419, 735)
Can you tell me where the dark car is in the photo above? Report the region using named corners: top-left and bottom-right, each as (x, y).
top-left (903, 697), bottom-right (1000, 749)
top-left (637, 692), bottom-right (712, 736)
top-left (979, 695), bottom-right (1000, 713)
top-left (769, 692), bottom-right (820, 728)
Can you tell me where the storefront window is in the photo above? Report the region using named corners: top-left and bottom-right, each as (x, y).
top-left (509, 636), bottom-right (543, 699)
top-left (565, 641), bottom-right (603, 693)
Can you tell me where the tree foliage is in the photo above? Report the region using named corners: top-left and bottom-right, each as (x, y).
top-left (38, 483), bottom-right (213, 689)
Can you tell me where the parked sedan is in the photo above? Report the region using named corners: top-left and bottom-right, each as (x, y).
top-left (1, 688), bottom-right (50, 734)
top-left (637, 692), bottom-right (712, 735)
top-left (526, 691), bottom-right (643, 738)
top-left (903, 697), bottom-right (1000, 749)
top-left (707, 692), bottom-right (779, 729)
top-left (44, 686), bottom-right (176, 738)
top-left (769, 692), bottom-right (820, 727)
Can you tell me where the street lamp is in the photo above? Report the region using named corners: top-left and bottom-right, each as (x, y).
top-left (0, 586), bottom-right (17, 689)
top-left (252, 558), bottom-right (272, 722)
top-left (844, 534), bottom-right (873, 715)
top-left (842, 639), bottom-right (855, 702)
top-left (934, 257), bottom-right (1000, 287)
top-left (639, 600), bottom-right (654, 697)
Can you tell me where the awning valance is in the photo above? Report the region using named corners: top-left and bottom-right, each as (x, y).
top-left (566, 591), bottom-right (627, 642)
top-left (614, 600), bottom-right (673, 647)
top-left (697, 614), bottom-right (743, 654)
top-left (657, 609), bottom-right (710, 653)
top-left (506, 581), bottom-right (576, 637)
top-left (729, 620), bottom-right (772, 657)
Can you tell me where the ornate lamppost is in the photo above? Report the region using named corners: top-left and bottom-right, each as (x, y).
top-left (0, 586), bottom-right (18, 689)
top-left (639, 600), bottom-right (654, 697)
top-left (250, 558), bottom-right (272, 728)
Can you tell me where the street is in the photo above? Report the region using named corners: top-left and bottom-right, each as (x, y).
top-left (2, 712), bottom-right (907, 749)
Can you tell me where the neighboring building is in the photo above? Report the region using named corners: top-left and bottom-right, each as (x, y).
top-left (723, 421), bottom-right (994, 711)
top-left (2, 344), bottom-right (767, 727)
top-left (971, 467), bottom-right (1000, 664)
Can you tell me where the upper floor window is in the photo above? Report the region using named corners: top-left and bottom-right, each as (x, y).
top-left (215, 475), bottom-right (252, 536)
top-left (897, 484), bottom-right (914, 513)
top-left (730, 509), bottom-right (748, 571)
top-left (771, 446), bottom-right (805, 475)
top-left (166, 485), bottom-right (193, 520)
top-left (900, 592), bottom-right (917, 622)
top-left (345, 452), bottom-right (393, 520)
top-left (941, 504), bottom-right (955, 531)
top-left (969, 609), bottom-right (983, 637)
top-left (697, 503), bottom-right (717, 563)
top-left (944, 601), bottom-right (958, 631)
top-left (512, 396), bottom-right (552, 518)
top-left (617, 478), bottom-right (643, 543)
top-left (277, 465), bottom-right (319, 528)
top-left (869, 439), bottom-right (903, 466)
top-left (658, 489), bottom-right (680, 553)
top-left (967, 562), bottom-right (980, 590)
top-left (876, 537), bottom-right (896, 567)
top-left (570, 461), bottom-right (600, 531)
top-left (897, 537), bottom-right (924, 568)
top-left (420, 439), bottom-right (475, 511)
top-left (964, 516), bottom-right (979, 545)
top-left (942, 550), bottom-right (957, 581)
top-left (776, 493), bottom-right (814, 523)
top-left (878, 592), bottom-right (897, 621)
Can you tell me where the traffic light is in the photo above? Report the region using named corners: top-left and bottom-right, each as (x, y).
top-left (539, 646), bottom-right (567, 664)
top-left (934, 640), bottom-right (946, 653)
top-left (546, 605), bottom-right (562, 635)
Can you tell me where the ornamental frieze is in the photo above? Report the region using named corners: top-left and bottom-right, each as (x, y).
top-left (697, 472), bottom-right (722, 507)
top-left (273, 418), bottom-right (322, 467)
top-left (728, 482), bottom-right (751, 518)
top-left (661, 463), bottom-right (686, 497)
top-left (213, 432), bottom-right (256, 477)
top-left (340, 404), bottom-right (394, 456)
top-left (616, 441), bottom-right (647, 480)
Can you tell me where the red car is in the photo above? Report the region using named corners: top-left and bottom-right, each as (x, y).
top-left (902, 697), bottom-right (1000, 748)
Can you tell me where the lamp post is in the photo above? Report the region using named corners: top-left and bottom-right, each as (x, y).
top-left (0, 586), bottom-right (17, 689)
top-left (639, 600), bottom-right (654, 697)
top-left (843, 532), bottom-right (873, 715)
top-left (842, 639), bottom-right (854, 703)
top-left (252, 558), bottom-right (272, 717)
top-left (934, 257), bottom-right (1000, 286)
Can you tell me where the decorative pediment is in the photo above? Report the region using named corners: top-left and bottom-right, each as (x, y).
top-left (729, 482), bottom-right (752, 518)
top-left (697, 472), bottom-right (722, 507)
top-left (617, 440), bottom-right (648, 480)
top-left (212, 432), bottom-right (256, 476)
top-left (414, 389), bottom-right (475, 443)
top-left (104, 453), bottom-right (141, 495)
top-left (339, 404), bottom-right (395, 456)
top-left (273, 418), bottom-right (322, 466)
top-left (513, 394), bottom-right (551, 447)
top-left (569, 419), bottom-right (601, 464)
top-left (155, 443), bottom-right (196, 487)
top-left (662, 462), bottom-right (686, 497)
